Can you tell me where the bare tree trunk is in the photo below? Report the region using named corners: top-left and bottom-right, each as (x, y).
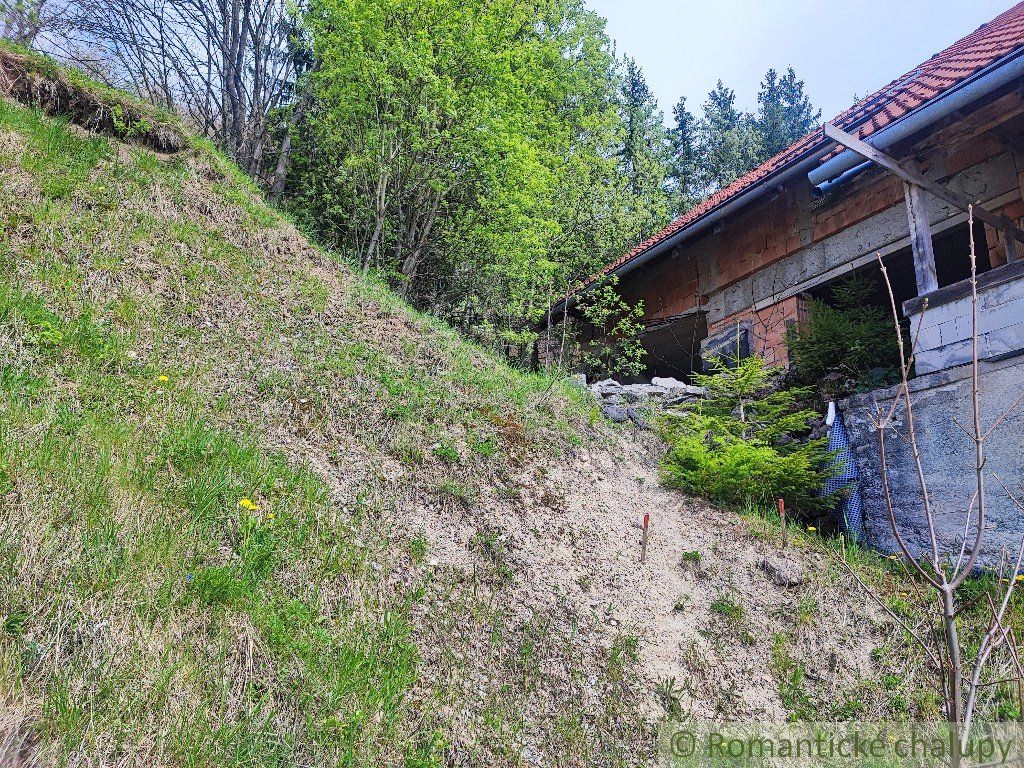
top-left (62, 0), bottom-right (301, 181)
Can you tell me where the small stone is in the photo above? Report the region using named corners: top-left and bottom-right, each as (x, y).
top-left (626, 407), bottom-right (648, 429)
top-left (760, 556), bottom-right (806, 587)
top-left (601, 404), bottom-right (630, 423)
top-left (591, 379), bottom-right (625, 396)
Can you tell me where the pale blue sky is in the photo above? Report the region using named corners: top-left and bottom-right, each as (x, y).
top-left (587, 0), bottom-right (1016, 122)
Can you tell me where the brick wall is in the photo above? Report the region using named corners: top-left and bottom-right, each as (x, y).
top-left (617, 246), bottom-right (701, 321)
top-left (704, 294), bottom-right (806, 368)
top-left (983, 198), bottom-right (1024, 267)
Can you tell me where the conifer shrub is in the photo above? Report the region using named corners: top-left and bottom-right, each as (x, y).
top-left (660, 354), bottom-right (835, 513)
top-left (785, 272), bottom-right (901, 394)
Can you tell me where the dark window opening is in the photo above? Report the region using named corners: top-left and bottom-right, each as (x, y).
top-left (799, 221), bottom-right (989, 388)
top-left (805, 221), bottom-right (991, 310)
top-left (799, 256), bottom-right (911, 392)
top-left (635, 313), bottom-right (708, 384)
top-left (933, 221), bottom-right (992, 287)
top-left (804, 252), bottom-right (914, 312)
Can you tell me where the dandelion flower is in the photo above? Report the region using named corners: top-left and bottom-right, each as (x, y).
top-left (238, 498), bottom-right (257, 510)
top-left (158, 374), bottom-right (170, 383)
top-left (1017, 575), bottom-right (1024, 583)
top-left (806, 526), bottom-right (817, 532)
top-left (268, 512), bottom-right (276, 521)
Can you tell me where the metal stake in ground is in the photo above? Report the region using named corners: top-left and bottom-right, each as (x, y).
top-left (778, 498), bottom-right (787, 548)
top-left (641, 513), bottom-right (650, 563)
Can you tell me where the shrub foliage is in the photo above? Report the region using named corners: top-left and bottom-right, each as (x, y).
top-left (786, 272), bottom-right (901, 393)
top-left (576, 275), bottom-right (645, 379)
top-left (660, 354), bottom-right (835, 513)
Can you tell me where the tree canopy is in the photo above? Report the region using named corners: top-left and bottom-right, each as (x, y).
top-left (10, 0), bottom-right (821, 366)
top-left (286, 0), bottom-right (670, 356)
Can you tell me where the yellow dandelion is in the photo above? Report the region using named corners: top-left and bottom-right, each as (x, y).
top-left (157, 374), bottom-right (169, 383)
top-left (237, 498), bottom-right (257, 510)
top-left (1016, 575), bottom-right (1024, 583)
top-left (806, 526), bottom-right (817, 532)
top-left (268, 512), bottom-right (276, 521)
top-left (888, 554), bottom-right (898, 560)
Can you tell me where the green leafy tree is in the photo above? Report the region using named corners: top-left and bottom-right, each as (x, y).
top-left (577, 275), bottom-right (645, 379)
top-left (786, 272), bottom-right (902, 394)
top-left (288, 0), bottom-right (663, 361)
top-left (755, 66), bottom-right (821, 160)
top-left (661, 354), bottom-right (835, 513)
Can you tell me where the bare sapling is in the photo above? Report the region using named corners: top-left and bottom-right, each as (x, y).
top-left (842, 206), bottom-right (1024, 758)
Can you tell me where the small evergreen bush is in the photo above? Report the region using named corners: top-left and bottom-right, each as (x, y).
top-left (786, 272), bottom-right (901, 394)
top-left (660, 354), bottom-right (835, 513)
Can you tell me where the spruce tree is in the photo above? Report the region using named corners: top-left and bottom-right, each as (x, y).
top-left (617, 56), bottom-right (672, 243)
top-left (694, 81), bottom-right (760, 194)
top-left (755, 66), bottom-right (821, 160)
top-left (668, 95), bottom-right (697, 215)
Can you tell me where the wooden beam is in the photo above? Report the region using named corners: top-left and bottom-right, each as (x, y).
top-left (823, 122), bottom-right (1024, 247)
top-left (1002, 215), bottom-right (1020, 263)
top-left (903, 180), bottom-right (939, 294)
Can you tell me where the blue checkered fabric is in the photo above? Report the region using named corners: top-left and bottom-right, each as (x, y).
top-left (825, 410), bottom-right (865, 542)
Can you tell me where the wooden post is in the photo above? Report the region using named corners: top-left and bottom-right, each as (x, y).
top-left (778, 498), bottom-right (787, 548)
top-left (903, 180), bottom-right (939, 296)
top-left (1003, 215), bottom-right (1020, 263)
top-left (640, 513), bottom-right (650, 563)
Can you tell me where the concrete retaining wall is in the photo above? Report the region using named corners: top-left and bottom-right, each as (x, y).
top-left (840, 355), bottom-right (1024, 568)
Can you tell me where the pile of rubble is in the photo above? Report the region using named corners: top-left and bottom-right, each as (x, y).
top-left (588, 376), bottom-right (705, 426)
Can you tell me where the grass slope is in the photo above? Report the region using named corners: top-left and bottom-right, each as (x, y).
top-left (0, 94), bottom-right (639, 767)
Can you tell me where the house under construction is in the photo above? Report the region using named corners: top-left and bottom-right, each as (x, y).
top-left (562, 2), bottom-right (1024, 565)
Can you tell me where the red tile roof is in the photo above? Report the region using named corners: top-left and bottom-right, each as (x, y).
top-left (587, 0), bottom-right (1024, 290)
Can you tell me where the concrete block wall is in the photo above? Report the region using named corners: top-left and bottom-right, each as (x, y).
top-left (840, 355), bottom-right (1024, 568)
top-left (907, 261), bottom-right (1024, 374)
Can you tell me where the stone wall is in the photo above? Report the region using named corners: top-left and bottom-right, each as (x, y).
top-left (839, 355), bottom-right (1024, 568)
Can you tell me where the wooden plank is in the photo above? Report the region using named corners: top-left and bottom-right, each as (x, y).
top-left (903, 180), bottom-right (939, 294)
top-left (823, 122), bottom-right (1024, 246)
